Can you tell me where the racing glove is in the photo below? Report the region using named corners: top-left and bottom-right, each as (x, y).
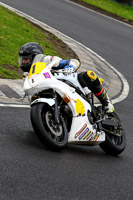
top-left (64, 65), bottom-right (75, 72)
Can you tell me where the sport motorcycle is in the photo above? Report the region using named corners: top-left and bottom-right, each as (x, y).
top-left (23, 55), bottom-right (126, 155)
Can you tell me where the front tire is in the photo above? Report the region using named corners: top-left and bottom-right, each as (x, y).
top-left (99, 112), bottom-right (126, 156)
top-left (31, 103), bottom-right (68, 151)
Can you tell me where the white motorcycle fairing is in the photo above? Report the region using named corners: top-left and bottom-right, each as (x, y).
top-left (24, 60), bottom-right (105, 145)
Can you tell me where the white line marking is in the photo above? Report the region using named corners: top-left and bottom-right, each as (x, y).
top-left (0, 90), bottom-right (6, 96)
top-left (0, 103), bottom-right (30, 108)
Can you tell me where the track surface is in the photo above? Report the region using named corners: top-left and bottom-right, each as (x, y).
top-left (0, 0), bottom-right (133, 199)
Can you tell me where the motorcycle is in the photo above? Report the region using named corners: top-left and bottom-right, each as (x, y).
top-left (23, 55), bottom-right (126, 155)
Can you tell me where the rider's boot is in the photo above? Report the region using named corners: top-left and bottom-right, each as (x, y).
top-left (96, 89), bottom-right (114, 113)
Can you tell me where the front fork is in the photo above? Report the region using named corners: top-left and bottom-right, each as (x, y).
top-left (52, 91), bottom-right (60, 124)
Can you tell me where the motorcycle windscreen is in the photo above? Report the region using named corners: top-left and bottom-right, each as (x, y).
top-left (28, 62), bottom-right (47, 78)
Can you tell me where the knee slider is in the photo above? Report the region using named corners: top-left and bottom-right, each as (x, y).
top-left (87, 71), bottom-right (97, 81)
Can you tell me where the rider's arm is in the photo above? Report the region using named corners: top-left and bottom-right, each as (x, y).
top-left (49, 56), bottom-right (80, 70)
top-left (58, 59), bottom-right (80, 70)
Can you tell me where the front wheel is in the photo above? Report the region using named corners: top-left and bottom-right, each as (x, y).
top-left (99, 112), bottom-right (126, 156)
top-left (31, 103), bottom-right (68, 151)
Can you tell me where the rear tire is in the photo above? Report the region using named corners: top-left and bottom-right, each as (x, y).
top-left (31, 103), bottom-right (68, 151)
top-left (99, 112), bottom-right (126, 156)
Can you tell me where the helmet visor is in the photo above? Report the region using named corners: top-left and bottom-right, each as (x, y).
top-left (19, 55), bottom-right (32, 66)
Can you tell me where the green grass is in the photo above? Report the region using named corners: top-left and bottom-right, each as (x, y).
top-left (0, 6), bottom-right (63, 79)
top-left (80, 0), bottom-right (133, 20)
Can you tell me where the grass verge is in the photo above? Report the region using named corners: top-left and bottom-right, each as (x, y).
top-left (71, 0), bottom-right (133, 22)
top-left (0, 6), bottom-right (78, 79)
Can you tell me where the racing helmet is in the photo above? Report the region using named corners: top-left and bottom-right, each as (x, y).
top-left (19, 42), bottom-right (44, 72)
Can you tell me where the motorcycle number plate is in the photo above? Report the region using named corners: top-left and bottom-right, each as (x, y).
top-left (28, 62), bottom-right (47, 78)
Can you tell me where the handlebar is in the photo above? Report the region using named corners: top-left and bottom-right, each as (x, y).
top-left (51, 69), bottom-right (77, 74)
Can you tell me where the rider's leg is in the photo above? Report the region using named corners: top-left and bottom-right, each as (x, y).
top-left (78, 71), bottom-right (114, 113)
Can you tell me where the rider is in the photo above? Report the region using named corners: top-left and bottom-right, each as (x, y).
top-left (19, 42), bottom-right (114, 113)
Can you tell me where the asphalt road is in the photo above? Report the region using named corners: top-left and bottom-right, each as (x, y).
top-left (0, 0), bottom-right (133, 199)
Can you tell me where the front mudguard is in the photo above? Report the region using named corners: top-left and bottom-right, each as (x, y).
top-left (30, 97), bottom-right (61, 124)
top-left (31, 98), bottom-right (55, 107)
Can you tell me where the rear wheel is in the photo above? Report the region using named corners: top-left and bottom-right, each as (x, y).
top-left (99, 112), bottom-right (126, 156)
top-left (31, 103), bottom-right (68, 151)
